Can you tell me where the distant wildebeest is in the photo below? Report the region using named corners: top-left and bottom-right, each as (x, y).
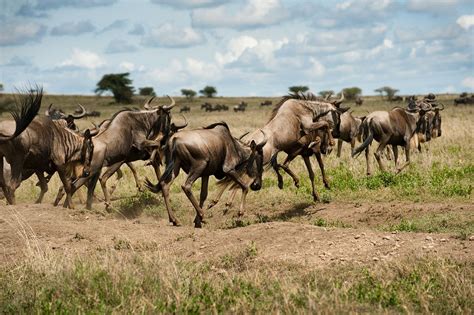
top-left (454, 92), bottom-right (474, 105)
top-left (210, 92), bottom-right (348, 204)
top-left (416, 102), bottom-right (444, 151)
top-left (180, 105), bottom-right (191, 113)
top-left (145, 122), bottom-right (267, 227)
top-left (234, 102), bottom-right (247, 112)
top-left (70, 97), bottom-right (177, 210)
top-left (336, 111), bottom-right (365, 157)
top-left (260, 100), bottom-right (272, 107)
top-left (46, 103), bottom-right (87, 131)
top-left (389, 95), bottom-right (403, 102)
top-left (352, 99), bottom-right (433, 175)
top-left (355, 96), bottom-right (363, 106)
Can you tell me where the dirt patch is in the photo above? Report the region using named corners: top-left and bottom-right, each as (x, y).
top-left (1, 202), bottom-right (472, 267)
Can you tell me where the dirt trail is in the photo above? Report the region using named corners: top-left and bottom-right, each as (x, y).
top-left (1, 202), bottom-right (472, 267)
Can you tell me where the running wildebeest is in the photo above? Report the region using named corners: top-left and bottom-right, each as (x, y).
top-left (352, 99), bottom-right (432, 175)
top-left (145, 122), bottom-right (267, 228)
top-left (355, 96), bottom-right (363, 106)
top-left (234, 102), bottom-right (247, 112)
top-left (260, 100), bottom-right (272, 107)
top-left (336, 111), bottom-right (365, 157)
top-left (180, 105), bottom-right (191, 113)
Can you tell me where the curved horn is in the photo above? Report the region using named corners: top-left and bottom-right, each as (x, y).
top-left (438, 103), bottom-right (445, 111)
top-left (162, 95), bottom-right (176, 110)
top-left (143, 96), bottom-right (156, 110)
top-left (173, 114), bottom-right (188, 130)
top-left (45, 103), bottom-right (53, 116)
top-left (71, 104), bottom-right (86, 119)
top-left (324, 92), bottom-right (333, 100)
top-left (238, 131), bottom-right (250, 140)
top-left (332, 92), bottom-right (344, 106)
top-left (256, 130), bottom-right (268, 149)
top-left (88, 128), bottom-right (100, 136)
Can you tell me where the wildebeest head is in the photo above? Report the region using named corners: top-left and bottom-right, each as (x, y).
top-left (45, 104), bottom-right (86, 131)
top-left (80, 129), bottom-right (95, 178)
top-left (143, 96), bottom-right (176, 142)
top-left (316, 93), bottom-right (350, 139)
top-left (432, 103), bottom-right (444, 137)
top-left (240, 130), bottom-right (267, 191)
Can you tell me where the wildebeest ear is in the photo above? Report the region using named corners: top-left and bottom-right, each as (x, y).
top-left (359, 116), bottom-right (366, 121)
top-left (250, 140), bottom-right (257, 150)
top-left (338, 107), bottom-right (350, 113)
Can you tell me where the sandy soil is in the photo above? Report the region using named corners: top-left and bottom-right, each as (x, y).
top-left (1, 202), bottom-right (472, 267)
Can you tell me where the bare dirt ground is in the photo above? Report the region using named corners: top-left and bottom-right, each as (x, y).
top-left (1, 202), bottom-right (472, 268)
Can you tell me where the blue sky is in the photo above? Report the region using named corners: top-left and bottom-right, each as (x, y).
top-left (1, 0), bottom-right (473, 96)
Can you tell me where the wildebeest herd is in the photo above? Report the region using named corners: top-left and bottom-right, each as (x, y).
top-left (0, 88), bottom-right (445, 227)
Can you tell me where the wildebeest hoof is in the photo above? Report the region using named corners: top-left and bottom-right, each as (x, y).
top-left (277, 181), bottom-right (284, 189)
top-left (105, 203), bottom-right (112, 212)
top-left (237, 211), bottom-right (244, 217)
top-left (324, 183), bottom-right (331, 189)
top-left (171, 220), bottom-right (181, 227)
top-left (207, 200), bottom-right (218, 209)
top-left (294, 180), bottom-right (300, 188)
top-left (313, 195), bottom-right (320, 202)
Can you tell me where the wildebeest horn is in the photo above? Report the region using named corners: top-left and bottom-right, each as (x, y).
top-left (88, 128), bottom-right (100, 136)
top-left (238, 131), bottom-right (250, 140)
top-left (324, 92), bottom-right (333, 100)
top-left (332, 92), bottom-right (344, 107)
top-left (437, 103), bottom-right (445, 111)
top-left (162, 95), bottom-right (176, 110)
top-left (72, 104), bottom-right (86, 119)
top-left (172, 115), bottom-right (188, 130)
top-left (143, 96), bottom-right (156, 110)
top-left (256, 130), bottom-right (268, 149)
top-left (45, 103), bottom-right (53, 116)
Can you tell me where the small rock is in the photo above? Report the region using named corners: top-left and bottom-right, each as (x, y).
top-left (340, 257), bottom-right (346, 261)
top-left (425, 236), bottom-right (433, 242)
top-left (354, 235), bottom-right (361, 239)
top-left (372, 257), bottom-right (379, 261)
top-left (383, 235), bottom-right (391, 240)
top-left (440, 238), bottom-right (448, 242)
top-left (85, 216), bottom-right (89, 220)
top-left (361, 232), bottom-right (366, 236)
top-left (328, 241), bottom-right (334, 246)
top-left (469, 235), bottom-right (474, 241)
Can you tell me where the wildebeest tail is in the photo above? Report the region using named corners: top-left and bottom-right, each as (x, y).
top-left (0, 86), bottom-right (43, 143)
top-left (352, 119), bottom-right (373, 158)
top-left (145, 139), bottom-right (176, 193)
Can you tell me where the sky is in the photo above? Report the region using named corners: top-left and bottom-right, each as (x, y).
top-left (0, 0), bottom-right (473, 96)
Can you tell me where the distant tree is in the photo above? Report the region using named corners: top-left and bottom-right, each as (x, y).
top-left (95, 73), bottom-right (134, 103)
top-left (138, 87), bottom-right (156, 97)
top-left (0, 83), bottom-right (4, 92)
top-left (289, 86), bottom-right (309, 94)
top-left (0, 97), bottom-right (14, 115)
top-left (375, 86), bottom-right (399, 100)
top-left (318, 90), bottom-right (334, 99)
top-left (181, 88), bottom-right (197, 100)
top-left (199, 86), bottom-right (217, 98)
top-left (374, 88), bottom-right (384, 99)
top-left (342, 87), bottom-right (362, 100)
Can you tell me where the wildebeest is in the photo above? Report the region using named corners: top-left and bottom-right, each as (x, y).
top-left (355, 97), bottom-right (363, 106)
top-left (234, 102), bottom-right (247, 112)
top-left (70, 97), bottom-right (177, 210)
top-left (389, 95), bottom-right (403, 102)
top-left (416, 102), bottom-right (444, 151)
top-left (180, 105), bottom-right (191, 113)
top-left (45, 103), bottom-right (87, 131)
top-left (0, 88), bottom-right (96, 206)
top-left (352, 99), bottom-right (432, 175)
top-left (454, 93), bottom-right (474, 105)
top-left (145, 122), bottom-right (267, 227)
top-left (260, 100), bottom-right (272, 107)
top-left (210, 92), bottom-right (348, 204)
top-left (336, 111), bottom-right (365, 157)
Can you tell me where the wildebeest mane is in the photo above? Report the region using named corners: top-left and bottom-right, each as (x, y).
top-left (203, 121), bottom-right (229, 130)
top-left (269, 92), bottom-right (327, 122)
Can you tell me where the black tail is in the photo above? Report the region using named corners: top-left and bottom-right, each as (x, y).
top-left (0, 86), bottom-right (43, 143)
top-left (352, 121), bottom-right (373, 158)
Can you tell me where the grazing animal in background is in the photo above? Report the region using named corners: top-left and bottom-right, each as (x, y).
top-left (416, 102), bottom-right (444, 151)
top-left (352, 99), bottom-right (432, 175)
top-left (234, 101), bottom-right (247, 112)
top-left (70, 97), bottom-right (177, 210)
top-left (180, 105), bottom-right (191, 113)
top-left (145, 122), bottom-right (267, 227)
top-left (336, 111), bottom-right (365, 157)
top-left (454, 92), bottom-right (474, 105)
top-left (355, 97), bottom-right (363, 106)
top-left (389, 95), bottom-right (403, 102)
top-left (260, 100), bottom-right (272, 107)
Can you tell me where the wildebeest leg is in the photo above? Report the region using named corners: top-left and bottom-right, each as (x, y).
top-left (337, 139), bottom-right (343, 158)
top-left (85, 172), bottom-right (100, 210)
top-left (350, 138), bottom-right (356, 156)
top-left (207, 180), bottom-right (232, 210)
top-left (126, 162), bottom-right (143, 192)
top-left (396, 143), bottom-right (411, 173)
top-left (238, 187), bottom-right (248, 216)
top-left (374, 138), bottom-right (389, 173)
top-left (315, 152), bottom-right (330, 189)
top-left (392, 145), bottom-right (399, 171)
top-left (385, 146), bottom-right (393, 160)
top-left (181, 163), bottom-right (207, 228)
top-left (99, 162), bottom-right (123, 211)
top-left (5, 158), bottom-right (25, 205)
top-left (0, 157), bottom-right (6, 201)
top-left (57, 168), bottom-right (75, 209)
top-left (303, 155), bottom-right (319, 202)
top-left (271, 152), bottom-right (285, 189)
top-left (365, 145), bottom-right (372, 176)
top-left (199, 176), bottom-right (209, 208)
top-left (226, 187), bottom-right (239, 209)
top-left (53, 186), bottom-right (65, 206)
top-left (35, 171), bottom-right (49, 204)
top-left (278, 161), bottom-right (300, 188)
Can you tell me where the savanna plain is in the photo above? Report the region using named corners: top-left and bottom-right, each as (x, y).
top-left (0, 94), bottom-right (473, 314)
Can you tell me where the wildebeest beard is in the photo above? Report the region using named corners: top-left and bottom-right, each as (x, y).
top-left (147, 109), bottom-right (172, 143)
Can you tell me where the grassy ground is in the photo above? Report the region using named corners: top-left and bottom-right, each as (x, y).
top-left (1, 93), bottom-right (473, 313)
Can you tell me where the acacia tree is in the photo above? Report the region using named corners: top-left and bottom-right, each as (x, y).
top-left (181, 88), bottom-right (197, 100)
top-left (289, 85), bottom-right (309, 94)
top-left (318, 90), bottom-right (334, 98)
top-left (199, 86), bottom-right (217, 98)
top-left (139, 87), bottom-right (156, 97)
top-left (95, 73), bottom-right (134, 103)
top-left (342, 87), bottom-right (362, 100)
top-left (375, 86), bottom-right (399, 100)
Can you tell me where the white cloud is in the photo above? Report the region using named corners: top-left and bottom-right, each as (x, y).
top-left (0, 21), bottom-right (47, 46)
top-left (462, 77), bottom-right (474, 89)
top-left (192, 0), bottom-right (289, 29)
top-left (119, 62), bottom-right (144, 72)
top-left (307, 57), bottom-right (325, 77)
top-left (151, 0), bottom-right (226, 9)
top-left (442, 85), bottom-right (456, 93)
top-left (457, 15), bottom-right (474, 30)
top-left (142, 23), bottom-right (204, 48)
top-left (407, 0), bottom-right (459, 13)
top-left (368, 39), bottom-right (394, 56)
top-left (59, 48), bottom-right (105, 69)
top-left (185, 58), bottom-right (220, 79)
